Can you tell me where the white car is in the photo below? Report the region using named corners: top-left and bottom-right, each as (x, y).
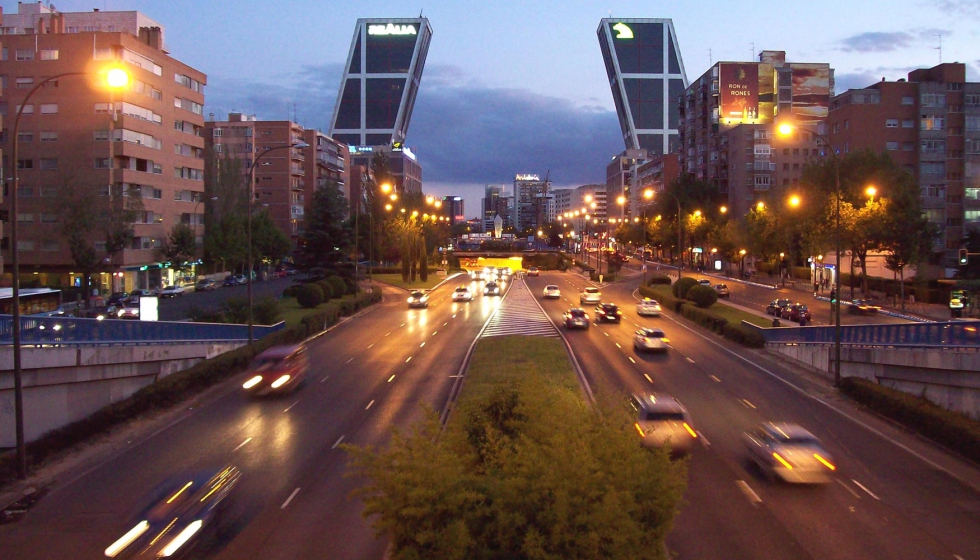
top-left (469, 269), bottom-right (485, 281)
top-left (698, 279), bottom-right (712, 287)
top-left (407, 290), bottom-right (429, 308)
top-left (580, 287), bottom-right (602, 305)
top-left (160, 285), bottom-right (185, 298)
top-left (631, 393), bottom-right (697, 455)
top-left (636, 298), bottom-right (662, 317)
top-left (743, 422), bottom-right (836, 484)
top-left (633, 327), bottom-right (669, 352)
top-left (451, 286), bottom-right (474, 302)
top-left (527, 267), bottom-right (540, 277)
top-left (542, 285), bottom-right (561, 299)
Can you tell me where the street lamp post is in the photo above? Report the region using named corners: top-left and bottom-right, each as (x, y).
top-left (247, 141), bottom-right (309, 343)
top-left (658, 190), bottom-right (684, 280)
top-left (641, 188), bottom-right (654, 285)
top-left (6, 68), bottom-right (129, 480)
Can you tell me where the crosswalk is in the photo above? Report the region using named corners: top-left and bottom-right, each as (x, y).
top-left (481, 279), bottom-right (558, 338)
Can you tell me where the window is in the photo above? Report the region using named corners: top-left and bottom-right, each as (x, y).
top-left (966, 116), bottom-right (980, 132)
top-left (921, 162), bottom-right (945, 175)
top-left (886, 141), bottom-right (899, 151)
top-left (174, 73), bottom-right (203, 92)
top-left (115, 128), bottom-right (161, 149)
top-left (17, 159), bottom-right (33, 169)
top-left (832, 122), bottom-right (840, 134)
top-left (902, 119), bottom-right (914, 128)
top-left (16, 241), bottom-right (35, 251)
top-left (921, 139), bottom-right (946, 153)
top-left (40, 213), bottom-right (57, 223)
top-left (174, 97), bottom-right (204, 115)
top-left (15, 77), bottom-right (34, 89)
top-left (902, 141), bottom-right (915, 151)
top-left (94, 158), bottom-right (111, 169)
top-left (966, 94), bottom-right (980, 106)
top-left (782, 148), bottom-right (789, 156)
top-left (122, 49), bottom-right (162, 75)
top-left (40, 49), bottom-right (58, 60)
top-left (40, 103), bottom-right (58, 114)
top-left (174, 167), bottom-right (204, 181)
top-left (38, 158), bottom-right (57, 170)
top-left (921, 116), bottom-right (945, 131)
top-left (94, 130), bottom-right (110, 141)
top-left (17, 104), bottom-right (34, 115)
top-left (902, 96), bottom-right (915, 105)
top-left (15, 50), bottom-right (34, 61)
top-left (40, 186), bottom-right (57, 197)
top-left (792, 148), bottom-right (800, 156)
top-left (40, 240), bottom-right (59, 251)
top-left (967, 139), bottom-right (980, 154)
top-left (921, 93), bottom-right (946, 107)
top-left (17, 213), bottom-right (34, 223)
top-left (40, 131), bottom-right (57, 142)
top-left (783, 163), bottom-right (789, 171)
top-left (17, 131), bottom-right (33, 142)
top-left (17, 186), bottom-right (33, 197)
top-left (844, 119), bottom-right (850, 130)
top-left (886, 119), bottom-right (899, 128)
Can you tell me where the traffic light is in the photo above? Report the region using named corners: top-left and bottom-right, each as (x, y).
top-left (959, 248), bottom-right (969, 266)
top-left (830, 288), bottom-right (837, 304)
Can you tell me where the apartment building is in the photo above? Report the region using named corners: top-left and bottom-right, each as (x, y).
top-left (0, 3), bottom-right (205, 291)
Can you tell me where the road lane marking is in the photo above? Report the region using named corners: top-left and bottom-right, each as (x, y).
top-left (320, 375), bottom-right (330, 383)
top-left (709, 375), bottom-right (721, 382)
top-left (736, 480), bottom-right (762, 505)
top-left (740, 399), bottom-right (757, 409)
top-left (644, 373), bottom-right (653, 383)
top-left (400, 323), bottom-right (405, 327)
top-left (836, 479), bottom-right (861, 499)
top-left (367, 344), bottom-right (374, 349)
top-left (281, 488), bottom-right (301, 509)
top-left (332, 435), bottom-right (345, 449)
top-left (604, 332), bottom-right (609, 337)
top-left (686, 357), bottom-right (695, 364)
top-left (615, 343), bottom-right (621, 349)
top-left (452, 314), bottom-right (457, 318)
top-left (346, 358), bottom-right (354, 364)
top-left (388, 374), bottom-right (397, 382)
top-left (629, 356), bottom-right (636, 364)
top-left (284, 400), bottom-right (300, 412)
top-left (405, 356), bottom-right (412, 363)
top-left (432, 331), bottom-right (438, 336)
top-left (385, 332), bottom-right (391, 337)
top-left (420, 342), bottom-right (425, 348)
top-left (697, 431), bottom-right (710, 446)
top-left (852, 479), bottom-right (880, 500)
top-left (443, 322), bottom-right (448, 326)
top-left (232, 437), bottom-right (252, 452)
top-left (365, 399), bottom-right (375, 410)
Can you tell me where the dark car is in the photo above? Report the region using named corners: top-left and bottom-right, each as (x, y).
top-left (563, 308), bottom-right (590, 329)
top-left (106, 292), bottom-right (129, 306)
top-left (766, 298), bottom-right (792, 316)
top-left (783, 303), bottom-right (811, 323)
top-left (80, 305), bottom-right (118, 320)
top-left (594, 303), bottom-right (622, 323)
top-left (848, 299), bottom-right (881, 315)
top-left (195, 279), bottom-right (216, 292)
top-left (223, 275), bottom-right (241, 287)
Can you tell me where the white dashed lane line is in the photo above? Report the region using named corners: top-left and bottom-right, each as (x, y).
top-left (736, 480), bottom-right (762, 505)
top-left (331, 435), bottom-right (345, 449)
top-left (686, 357), bottom-right (695, 364)
top-left (388, 374), bottom-right (397, 382)
top-left (852, 479), bottom-right (880, 500)
top-left (320, 375), bottom-right (329, 383)
top-left (644, 373), bottom-right (653, 383)
top-left (232, 437), bottom-right (252, 452)
top-left (284, 400), bottom-right (300, 412)
top-left (710, 375), bottom-right (721, 382)
top-left (365, 399), bottom-right (375, 410)
top-left (281, 488), bottom-right (301, 509)
top-left (346, 358), bottom-right (353, 364)
top-left (629, 356), bottom-right (636, 364)
top-left (741, 399), bottom-right (757, 409)
top-left (420, 342), bottom-right (425, 348)
top-left (837, 479), bottom-right (862, 499)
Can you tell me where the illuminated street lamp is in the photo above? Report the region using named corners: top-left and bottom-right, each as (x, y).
top-left (720, 205), bottom-right (728, 214)
top-left (788, 195), bottom-right (801, 208)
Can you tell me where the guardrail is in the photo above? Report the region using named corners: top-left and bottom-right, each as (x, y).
top-left (0, 315), bottom-right (285, 346)
top-left (742, 319), bottom-right (980, 347)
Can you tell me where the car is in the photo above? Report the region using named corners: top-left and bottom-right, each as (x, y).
top-left (714, 284), bottom-right (731, 298)
top-left (848, 298), bottom-right (881, 315)
top-left (104, 465), bottom-right (241, 559)
top-left (502, 267), bottom-right (513, 276)
top-left (126, 288), bottom-right (157, 303)
top-left (160, 285), bottom-right (185, 298)
top-left (562, 308), bottom-right (590, 329)
top-left (115, 304), bottom-right (140, 320)
top-left (580, 287), bottom-right (602, 305)
top-left (242, 344), bottom-right (308, 395)
top-left (470, 269), bottom-right (485, 281)
top-left (235, 274), bottom-right (250, 285)
top-left (407, 290), bottom-right (429, 308)
top-left (766, 298), bottom-right (792, 316)
top-left (594, 303), bottom-right (622, 323)
top-left (542, 285), bottom-right (561, 299)
top-left (527, 267), bottom-right (540, 277)
top-left (451, 286), bottom-right (474, 302)
top-left (633, 327), bottom-right (670, 352)
top-left (743, 422), bottom-right (836, 483)
top-left (285, 268), bottom-right (298, 276)
top-left (637, 298), bottom-right (662, 317)
top-left (195, 279), bottom-right (216, 292)
top-left (106, 292), bottom-right (129, 307)
top-left (80, 305), bottom-right (117, 320)
top-left (223, 275), bottom-right (241, 287)
top-left (630, 393), bottom-right (697, 455)
top-left (484, 281), bottom-right (502, 296)
top-left (784, 303), bottom-right (811, 324)
top-left (483, 267), bottom-right (495, 279)
top-left (698, 279), bottom-right (712, 287)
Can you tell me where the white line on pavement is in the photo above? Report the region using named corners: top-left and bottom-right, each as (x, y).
top-left (331, 435), bottom-right (345, 449)
top-left (615, 343), bottom-right (621, 349)
top-left (709, 375), bottom-right (721, 382)
top-left (736, 480), bottom-right (762, 505)
top-left (365, 399), bottom-right (375, 410)
top-left (405, 356), bottom-right (412, 363)
top-left (644, 373), bottom-right (653, 383)
top-left (388, 374), bottom-right (396, 382)
top-left (367, 344), bottom-right (374, 349)
top-left (836, 479), bottom-right (861, 499)
top-left (284, 400), bottom-right (300, 412)
top-left (281, 488), bottom-right (301, 509)
top-left (851, 479), bottom-right (880, 500)
top-left (420, 342), bottom-right (425, 348)
top-left (741, 399), bottom-right (757, 409)
top-left (232, 437), bottom-right (252, 452)
top-left (697, 431), bottom-right (710, 447)
top-left (346, 358), bottom-right (354, 364)
top-left (629, 356), bottom-right (636, 364)
top-left (686, 357), bottom-right (695, 363)
top-left (320, 375), bottom-right (329, 383)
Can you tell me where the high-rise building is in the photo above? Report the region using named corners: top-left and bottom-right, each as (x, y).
top-left (348, 143), bottom-right (422, 196)
top-left (330, 18), bottom-right (433, 148)
top-left (678, 51), bottom-right (833, 216)
top-left (606, 149), bottom-right (649, 220)
top-left (635, 153), bottom-right (680, 201)
top-left (597, 18), bottom-right (688, 155)
top-left (827, 63), bottom-right (980, 268)
top-left (442, 196), bottom-right (464, 225)
top-left (512, 174), bottom-right (552, 234)
top-left (0, 3), bottom-right (205, 292)
top-left (482, 185), bottom-right (510, 234)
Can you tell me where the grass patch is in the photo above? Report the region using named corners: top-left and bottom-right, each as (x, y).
top-left (459, 336), bottom-right (580, 406)
top-left (711, 301), bottom-right (774, 328)
top-left (371, 273), bottom-right (455, 290)
top-left (640, 284), bottom-right (765, 348)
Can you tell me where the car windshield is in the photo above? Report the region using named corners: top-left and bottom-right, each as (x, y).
top-left (546, 285), bottom-right (558, 290)
top-left (455, 288), bottom-right (468, 292)
top-left (569, 310), bottom-right (586, 317)
top-left (602, 305), bottom-right (618, 311)
top-left (644, 411), bottom-right (686, 421)
top-left (410, 291), bottom-right (424, 298)
top-left (585, 288), bottom-right (599, 294)
top-left (642, 331), bottom-right (665, 338)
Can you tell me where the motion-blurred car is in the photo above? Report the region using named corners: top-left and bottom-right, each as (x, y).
top-left (106, 292), bottom-right (129, 306)
top-left (633, 327), bottom-right (669, 352)
top-left (542, 285), bottom-right (561, 299)
top-left (781, 303), bottom-right (811, 323)
top-left (451, 286), bottom-right (474, 302)
top-left (469, 269), bottom-right (485, 281)
top-left (630, 393), bottom-right (697, 455)
top-left (698, 279), bottom-right (712, 287)
top-left (501, 267), bottom-right (513, 277)
top-left (848, 299), bottom-right (881, 315)
top-left (594, 303), bottom-right (622, 323)
top-left (766, 298), bottom-right (792, 316)
top-left (223, 276), bottom-right (241, 287)
top-left (160, 285), bottom-right (185, 298)
top-left (714, 284), bottom-right (731, 298)
top-left (484, 281), bottom-right (502, 296)
top-left (126, 288), bottom-right (157, 303)
top-left (636, 298), bottom-right (662, 317)
top-left (195, 279), bottom-right (216, 292)
top-left (116, 304), bottom-right (140, 320)
top-left (407, 290), bottom-right (429, 308)
top-left (104, 465), bottom-right (241, 559)
top-left (743, 422), bottom-right (836, 484)
top-left (527, 266), bottom-right (540, 277)
top-left (242, 344), bottom-right (308, 396)
top-left (562, 308), bottom-right (590, 329)
top-left (580, 287), bottom-right (602, 305)
top-left (81, 305), bottom-right (117, 320)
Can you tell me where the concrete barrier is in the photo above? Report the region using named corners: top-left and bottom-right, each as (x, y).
top-left (0, 342), bottom-right (244, 447)
top-left (767, 343), bottom-right (980, 420)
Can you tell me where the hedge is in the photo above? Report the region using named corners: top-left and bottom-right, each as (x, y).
top-left (840, 377), bottom-right (980, 465)
top-left (638, 284), bottom-right (765, 348)
top-left (672, 277), bottom-right (699, 299)
top-left (686, 284), bottom-right (719, 308)
top-left (326, 275), bottom-right (347, 300)
top-left (0, 287), bottom-right (384, 485)
top-left (646, 274), bottom-right (672, 286)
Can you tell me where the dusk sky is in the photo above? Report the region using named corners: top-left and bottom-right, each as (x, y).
top-left (12, 0), bottom-right (979, 216)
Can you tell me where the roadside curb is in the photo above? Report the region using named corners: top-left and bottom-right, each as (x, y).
top-left (811, 294), bottom-right (936, 323)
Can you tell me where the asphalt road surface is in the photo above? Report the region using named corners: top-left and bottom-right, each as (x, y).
top-left (156, 276), bottom-right (299, 322)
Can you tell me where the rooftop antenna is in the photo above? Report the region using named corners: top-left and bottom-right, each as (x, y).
top-left (935, 34), bottom-right (942, 63)
top-left (750, 42), bottom-right (755, 62)
top-left (708, 48), bottom-right (712, 66)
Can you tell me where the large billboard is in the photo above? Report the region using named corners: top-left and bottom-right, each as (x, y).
top-left (790, 63), bottom-right (831, 123)
top-left (720, 63), bottom-right (759, 121)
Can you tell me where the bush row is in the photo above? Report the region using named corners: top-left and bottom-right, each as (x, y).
top-left (0, 287), bottom-right (384, 485)
top-left (840, 377), bottom-right (980, 465)
top-left (638, 284), bottom-right (765, 348)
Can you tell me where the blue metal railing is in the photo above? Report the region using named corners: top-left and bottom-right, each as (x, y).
top-left (0, 315), bottom-right (285, 346)
top-left (744, 320), bottom-right (980, 348)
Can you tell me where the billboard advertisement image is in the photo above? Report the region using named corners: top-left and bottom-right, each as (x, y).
top-left (790, 64), bottom-right (831, 123)
top-left (720, 63), bottom-right (759, 121)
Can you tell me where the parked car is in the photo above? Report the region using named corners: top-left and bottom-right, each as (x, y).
top-left (743, 422), bottom-right (836, 484)
top-left (636, 298), bottom-right (662, 317)
top-left (766, 299), bottom-right (792, 316)
top-left (562, 308), bottom-right (590, 329)
top-left (195, 279), bottom-right (216, 292)
top-left (848, 299), bottom-right (881, 315)
top-left (714, 284), bottom-right (731, 298)
top-left (160, 285), bottom-right (185, 298)
top-left (106, 292), bottom-right (129, 306)
top-left (594, 303), bottom-right (622, 323)
top-left (781, 303), bottom-right (811, 323)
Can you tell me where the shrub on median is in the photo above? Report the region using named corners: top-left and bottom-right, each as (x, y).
top-left (647, 274), bottom-right (672, 286)
top-left (686, 285), bottom-right (719, 308)
top-left (672, 277), bottom-right (699, 299)
top-left (296, 283), bottom-right (324, 308)
top-left (326, 275), bottom-right (347, 299)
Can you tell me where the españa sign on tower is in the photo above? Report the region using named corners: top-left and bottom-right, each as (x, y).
top-left (368, 23), bottom-right (417, 36)
top-left (719, 63), bottom-right (759, 121)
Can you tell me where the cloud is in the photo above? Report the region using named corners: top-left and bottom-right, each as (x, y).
top-left (840, 32), bottom-right (915, 53)
top-left (934, 0), bottom-right (980, 16)
top-left (833, 66), bottom-right (922, 93)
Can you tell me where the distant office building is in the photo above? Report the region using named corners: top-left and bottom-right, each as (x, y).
top-left (552, 188), bottom-right (575, 218)
top-left (828, 63), bottom-right (980, 268)
top-left (330, 18), bottom-right (433, 148)
top-left (597, 18), bottom-right (688, 155)
top-left (347, 143), bottom-right (422, 195)
top-left (442, 196), bottom-right (464, 225)
top-left (606, 149), bottom-right (650, 220)
top-left (512, 174), bottom-right (552, 233)
top-left (678, 50), bottom-right (833, 216)
top-left (482, 185), bottom-right (511, 233)
top-left (635, 154), bottom-right (681, 202)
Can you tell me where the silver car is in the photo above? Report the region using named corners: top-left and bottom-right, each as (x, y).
top-left (580, 287), bottom-right (601, 305)
top-left (631, 393), bottom-right (697, 455)
top-left (407, 290), bottom-right (429, 308)
top-left (451, 286), bottom-right (473, 302)
top-left (743, 422), bottom-right (836, 484)
top-left (636, 298), bottom-right (662, 317)
top-left (633, 327), bottom-right (669, 352)
top-left (542, 285), bottom-right (561, 299)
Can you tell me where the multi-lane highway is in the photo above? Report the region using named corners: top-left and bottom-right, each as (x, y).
top-left (2, 269), bottom-right (978, 560)
top-left (526, 271), bottom-right (980, 560)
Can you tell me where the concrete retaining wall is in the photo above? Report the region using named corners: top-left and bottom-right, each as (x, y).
top-left (767, 344), bottom-right (980, 420)
top-left (0, 343), bottom-right (243, 447)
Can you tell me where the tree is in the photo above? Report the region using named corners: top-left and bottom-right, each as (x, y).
top-left (206, 213), bottom-right (247, 272)
top-left (203, 144), bottom-right (247, 268)
top-left (250, 209), bottom-right (292, 265)
top-left (300, 180), bottom-right (352, 272)
top-left (55, 174), bottom-right (101, 305)
top-left (102, 184), bottom-right (143, 274)
top-left (160, 223), bottom-right (198, 279)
